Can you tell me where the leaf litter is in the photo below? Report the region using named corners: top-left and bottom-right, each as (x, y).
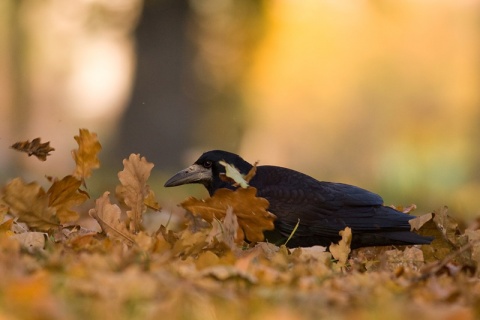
top-left (0, 130), bottom-right (479, 320)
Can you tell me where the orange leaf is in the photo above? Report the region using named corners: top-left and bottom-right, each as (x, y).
top-left (89, 192), bottom-right (135, 246)
top-left (117, 154), bottom-right (157, 233)
top-left (0, 218), bottom-right (14, 233)
top-left (47, 175), bottom-right (89, 224)
top-left (72, 129), bottom-right (102, 181)
top-left (181, 187), bottom-right (276, 243)
top-left (2, 178), bottom-right (59, 231)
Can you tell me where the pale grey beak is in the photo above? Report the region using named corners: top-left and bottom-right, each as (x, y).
top-left (164, 164), bottom-right (212, 187)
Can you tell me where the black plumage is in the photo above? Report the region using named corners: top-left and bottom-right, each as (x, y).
top-left (164, 150), bottom-right (433, 249)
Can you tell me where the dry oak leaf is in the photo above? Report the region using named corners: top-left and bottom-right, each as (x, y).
top-left (117, 154), bottom-right (157, 233)
top-left (0, 218), bottom-right (14, 233)
top-left (10, 137), bottom-right (55, 161)
top-left (13, 232), bottom-right (46, 251)
top-left (47, 175), bottom-right (88, 224)
top-left (2, 178), bottom-right (59, 231)
top-left (89, 192), bottom-right (135, 246)
top-left (181, 187), bottom-right (276, 243)
top-left (329, 227), bottom-right (352, 268)
top-left (219, 160), bottom-right (258, 188)
top-left (0, 203), bottom-right (7, 221)
top-left (72, 129), bottom-right (102, 181)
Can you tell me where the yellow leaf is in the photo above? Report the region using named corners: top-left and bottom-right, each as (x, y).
top-left (0, 203), bottom-right (8, 221)
top-left (329, 227), bottom-right (352, 268)
top-left (181, 187), bottom-right (276, 243)
top-left (0, 218), bottom-right (14, 233)
top-left (2, 178), bottom-right (59, 231)
top-left (219, 161), bottom-right (249, 188)
top-left (117, 154), bottom-right (156, 233)
top-left (47, 175), bottom-right (88, 224)
top-left (89, 192), bottom-right (135, 246)
top-left (195, 250), bottom-right (220, 270)
top-left (144, 189), bottom-right (160, 211)
top-left (72, 129), bottom-right (102, 181)
top-left (219, 160), bottom-right (258, 188)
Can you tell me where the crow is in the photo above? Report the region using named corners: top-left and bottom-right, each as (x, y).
top-left (164, 150), bottom-right (432, 249)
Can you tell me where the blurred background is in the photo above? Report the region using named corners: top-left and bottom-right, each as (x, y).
top-left (1, 0), bottom-right (479, 220)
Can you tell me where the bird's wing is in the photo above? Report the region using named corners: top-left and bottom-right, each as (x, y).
top-left (252, 166), bottom-right (383, 212)
top-left (252, 166), bottom-right (410, 236)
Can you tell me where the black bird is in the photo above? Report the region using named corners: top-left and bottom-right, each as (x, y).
top-left (164, 150), bottom-right (433, 249)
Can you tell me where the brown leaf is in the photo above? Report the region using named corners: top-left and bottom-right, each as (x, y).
top-left (47, 175), bottom-right (88, 224)
top-left (2, 178), bottom-right (59, 231)
top-left (433, 206), bottom-right (460, 245)
top-left (222, 206), bottom-right (240, 248)
top-left (13, 232), bottom-right (46, 251)
top-left (244, 161), bottom-right (258, 183)
top-left (329, 227), bottom-right (352, 268)
top-left (205, 206), bottom-right (240, 251)
top-left (0, 218), bottom-right (14, 233)
top-left (72, 129), bottom-right (102, 181)
top-left (117, 154), bottom-right (156, 233)
top-left (10, 138), bottom-right (55, 161)
top-left (144, 189), bottom-right (160, 211)
top-left (414, 208), bottom-right (460, 263)
top-left (181, 187), bottom-right (276, 243)
top-left (89, 192), bottom-right (135, 246)
top-left (409, 212), bottom-right (434, 231)
top-left (0, 203), bottom-right (7, 221)
top-left (381, 246), bottom-right (425, 272)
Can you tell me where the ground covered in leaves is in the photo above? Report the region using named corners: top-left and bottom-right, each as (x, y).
top-left (1, 129), bottom-right (479, 320)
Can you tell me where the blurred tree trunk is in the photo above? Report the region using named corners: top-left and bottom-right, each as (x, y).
top-left (115, 0), bottom-right (265, 170)
top-left (116, 0), bottom-right (197, 169)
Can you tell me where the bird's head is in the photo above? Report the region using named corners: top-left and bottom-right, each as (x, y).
top-left (164, 150), bottom-right (253, 195)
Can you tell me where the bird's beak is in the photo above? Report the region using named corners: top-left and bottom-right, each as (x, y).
top-left (164, 164), bottom-right (212, 187)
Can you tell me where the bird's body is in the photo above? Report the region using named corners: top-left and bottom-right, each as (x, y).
top-left (164, 150), bottom-right (432, 249)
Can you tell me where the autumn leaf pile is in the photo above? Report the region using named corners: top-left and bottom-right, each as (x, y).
top-left (1, 130), bottom-right (480, 320)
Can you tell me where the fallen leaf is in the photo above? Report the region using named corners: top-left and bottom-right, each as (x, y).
top-left (433, 206), bottom-right (460, 245)
top-left (221, 206), bottom-right (240, 248)
top-left (412, 208), bottom-right (461, 264)
top-left (181, 187), bottom-right (276, 243)
top-left (381, 246), bottom-right (424, 272)
top-left (144, 189), bottom-right (160, 211)
top-left (47, 175), bottom-right (88, 224)
top-left (409, 212), bottom-right (434, 231)
top-left (243, 161), bottom-right (258, 183)
top-left (89, 192), bottom-right (135, 246)
top-left (0, 218), bottom-right (14, 233)
top-left (219, 161), bottom-right (249, 188)
top-left (390, 203), bottom-right (417, 214)
top-left (0, 203), bottom-right (7, 221)
top-left (2, 178), bottom-right (59, 231)
top-left (329, 227), bottom-right (352, 268)
top-left (72, 129), bottom-right (102, 181)
top-left (13, 232), bottom-right (46, 251)
top-left (172, 228), bottom-right (209, 257)
top-left (117, 154), bottom-right (156, 233)
top-left (219, 160), bottom-right (258, 188)
top-left (10, 138), bottom-right (55, 161)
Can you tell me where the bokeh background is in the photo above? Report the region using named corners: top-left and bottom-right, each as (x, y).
top-left (1, 0), bottom-right (479, 220)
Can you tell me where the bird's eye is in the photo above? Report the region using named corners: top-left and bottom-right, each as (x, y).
top-left (203, 160), bottom-right (213, 168)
